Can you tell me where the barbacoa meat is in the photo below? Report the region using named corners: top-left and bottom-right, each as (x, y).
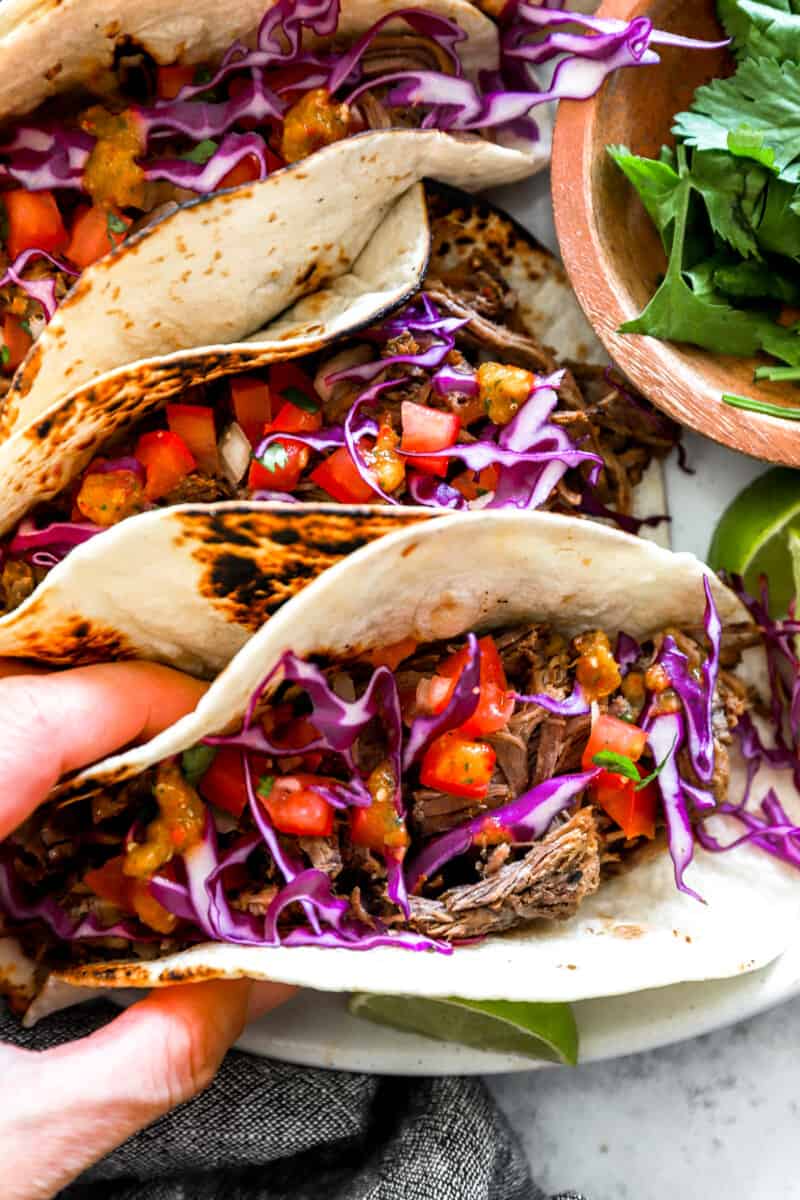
top-left (407, 809), bottom-right (601, 939)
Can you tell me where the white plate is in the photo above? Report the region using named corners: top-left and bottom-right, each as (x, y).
top-left (235, 173), bottom-right (783, 1075)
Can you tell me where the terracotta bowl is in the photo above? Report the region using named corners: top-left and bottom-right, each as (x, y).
top-left (552, 0), bottom-right (800, 465)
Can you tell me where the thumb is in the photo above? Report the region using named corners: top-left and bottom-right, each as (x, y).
top-left (2, 978), bottom-right (294, 1200)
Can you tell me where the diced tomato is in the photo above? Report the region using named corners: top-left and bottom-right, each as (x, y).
top-left (2, 190), bottom-right (68, 260)
top-left (198, 747), bottom-right (270, 819)
top-left (419, 636), bottom-right (513, 736)
top-left (84, 855), bottom-right (177, 933)
top-left (219, 154), bottom-right (264, 190)
top-left (134, 429), bottom-right (196, 500)
top-left (400, 401), bottom-right (460, 477)
top-left (66, 204), bottom-right (131, 269)
top-left (592, 771), bottom-right (658, 840)
top-left (248, 439), bottom-right (308, 492)
top-left (156, 64), bottom-right (197, 100)
top-left (310, 446), bottom-right (376, 503)
top-left (230, 374), bottom-right (272, 446)
top-left (420, 730), bottom-right (496, 799)
top-left (269, 361), bottom-right (320, 412)
top-left (271, 716), bottom-right (323, 771)
top-left (0, 315), bottom-right (31, 373)
top-left (268, 398), bottom-right (322, 435)
top-left (581, 711), bottom-right (647, 771)
top-left (166, 403), bottom-right (219, 474)
top-left (259, 774), bottom-right (336, 837)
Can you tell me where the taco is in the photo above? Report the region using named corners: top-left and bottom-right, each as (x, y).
top-left (4, 512), bottom-right (799, 1004)
top-left (0, 0), bottom-right (725, 435)
top-left (0, 190), bottom-right (679, 635)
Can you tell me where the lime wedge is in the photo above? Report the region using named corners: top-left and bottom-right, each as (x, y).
top-left (348, 993), bottom-right (578, 1065)
top-left (708, 467), bottom-right (800, 616)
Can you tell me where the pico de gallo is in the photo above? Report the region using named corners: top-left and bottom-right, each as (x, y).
top-left (5, 583), bottom-right (797, 965)
top-left (0, 0), bottom-right (721, 395)
top-left (0, 221), bottom-right (680, 616)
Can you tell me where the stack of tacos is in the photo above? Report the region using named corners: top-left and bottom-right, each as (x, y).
top-left (0, 1), bottom-right (792, 1029)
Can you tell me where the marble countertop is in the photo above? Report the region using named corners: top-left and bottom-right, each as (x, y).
top-left (490, 994), bottom-right (800, 1199)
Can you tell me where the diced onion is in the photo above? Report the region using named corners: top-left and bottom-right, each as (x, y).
top-left (219, 421), bottom-right (252, 485)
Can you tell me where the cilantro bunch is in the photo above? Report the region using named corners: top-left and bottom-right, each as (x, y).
top-left (610, 0), bottom-right (800, 392)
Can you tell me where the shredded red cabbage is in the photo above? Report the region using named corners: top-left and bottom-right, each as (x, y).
top-left (144, 132), bottom-right (270, 191)
top-left (402, 633), bottom-right (481, 769)
top-left (512, 682), bottom-right (589, 717)
top-left (0, 127), bottom-right (93, 191)
top-left (404, 769), bottom-right (599, 893)
top-left (0, 248), bottom-right (78, 323)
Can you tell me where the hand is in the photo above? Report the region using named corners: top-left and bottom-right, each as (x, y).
top-left (0, 661), bottom-right (295, 1200)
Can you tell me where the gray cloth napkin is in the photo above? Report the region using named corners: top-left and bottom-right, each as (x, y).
top-left (2, 1000), bottom-right (585, 1200)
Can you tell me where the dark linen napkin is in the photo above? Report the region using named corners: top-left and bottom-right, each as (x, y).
top-left (2, 999), bottom-right (585, 1200)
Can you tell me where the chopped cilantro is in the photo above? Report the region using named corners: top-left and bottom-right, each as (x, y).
top-left (107, 210), bottom-right (128, 239)
top-left (591, 749), bottom-right (640, 783)
top-left (0, 345), bottom-right (8, 366)
top-left (257, 774), bottom-right (275, 798)
top-left (19, 319), bottom-right (31, 336)
top-left (258, 443), bottom-right (289, 473)
top-left (193, 66), bottom-right (213, 85)
top-left (180, 139), bottom-right (219, 164)
top-left (282, 385), bottom-right (318, 412)
top-left (181, 744), bottom-right (217, 784)
top-left (592, 737), bottom-right (676, 790)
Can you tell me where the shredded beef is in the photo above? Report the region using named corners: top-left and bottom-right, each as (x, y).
top-left (412, 780), bottom-right (512, 837)
top-left (164, 472), bottom-right (235, 506)
top-left (0, 560), bottom-right (41, 614)
top-left (485, 728), bottom-right (529, 797)
top-left (298, 836), bottom-right (342, 878)
top-left (407, 809), bottom-right (601, 939)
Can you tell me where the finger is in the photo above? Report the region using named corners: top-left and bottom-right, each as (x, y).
top-left (2, 979), bottom-right (271, 1200)
top-left (0, 662), bottom-right (207, 839)
top-left (247, 980), bottom-right (297, 1022)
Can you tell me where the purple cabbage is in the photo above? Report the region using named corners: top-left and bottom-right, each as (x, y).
top-left (135, 78), bottom-right (282, 142)
top-left (0, 854), bottom-right (154, 942)
top-left (8, 518), bottom-right (102, 555)
top-left (0, 127), bottom-right (93, 192)
top-left (647, 712), bottom-right (703, 902)
top-left (0, 249), bottom-right (78, 323)
top-left (615, 632), bottom-right (641, 674)
top-left (405, 769), bottom-right (599, 893)
top-left (512, 682), bottom-right (589, 717)
top-left (402, 633), bottom-right (481, 769)
top-left (656, 577), bottom-right (720, 785)
top-left (144, 132), bottom-right (270, 193)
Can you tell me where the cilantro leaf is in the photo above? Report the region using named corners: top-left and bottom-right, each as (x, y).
top-left (618, 149), bottom-right (800, 364)
top-left (718, 0), bottom-right (800, 64)
top-left (258, 443), bottom-right (289, 473)
top-left (673, 58), bottom-right (800, 181)
top-left (0, 345), bottom-right (9, 366)
top-left (713, 257), bottom-right (800, 303)
top-left (257, 774), bottom-right (275, 798)
top-left (690, 149), bottom-right (768, 258)
top-left (755, 177), bottom-right (800, 255)
top-left (607, 146), bottom-right (685, 251)
top-left (281, 385), bottom-right (318, 412)
top-left (180, 138), bottom-right (218, 164)
top-left (181, 744), bottom-right (217, 784)
top-left (106, 210), bottom-right (128, 238)
top-left (591, 750), bottom-right (640, 782)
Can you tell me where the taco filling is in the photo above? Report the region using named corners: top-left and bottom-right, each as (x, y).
top-left (0, 229), bottom-right (679, 614)
top-left (3, 580), bottom-right (797, 967)
top-left (0, 1), bottom-right (720, 393)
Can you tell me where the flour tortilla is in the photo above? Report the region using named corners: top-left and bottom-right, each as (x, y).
top-left (51, 512), bottom-right (800, 1003)
top-left (0, 0), bottom-right (544, 435)
top-left (0, 189), bottom-right (669, 665)
top-left (0, 181), bottom-right (430, 538)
